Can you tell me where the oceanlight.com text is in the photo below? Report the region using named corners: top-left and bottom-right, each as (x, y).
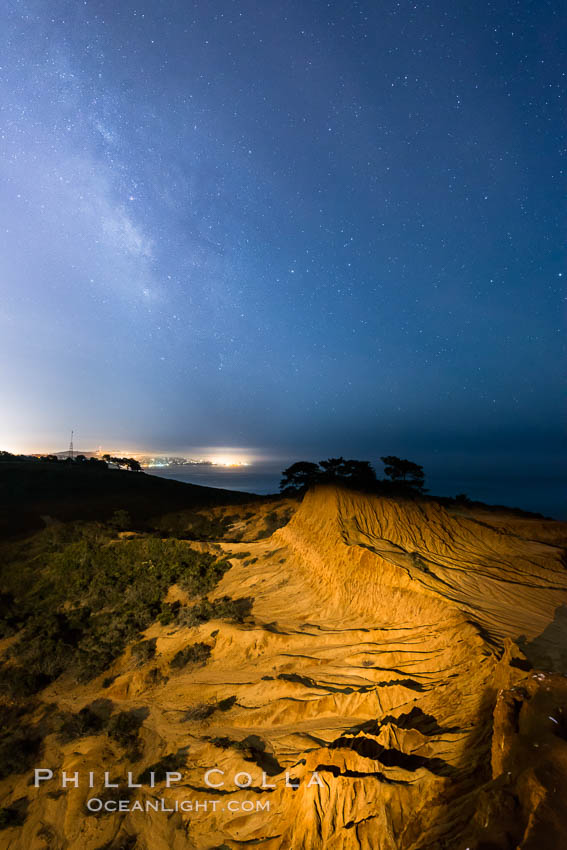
top-left (86, 797), bottom-right (270, 814)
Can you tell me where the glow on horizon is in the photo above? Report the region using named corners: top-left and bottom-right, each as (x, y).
top-left (2, 441), bottom-right (287, 466)
top-left (209, 455), bottom-right (250, 467)
top-left (104, 447), bottom-right (260, 467)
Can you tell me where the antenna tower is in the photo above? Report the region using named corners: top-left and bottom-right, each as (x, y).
top-left (69, 430), bottom-right (74, 460)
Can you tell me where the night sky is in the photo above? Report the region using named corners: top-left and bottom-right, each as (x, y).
top-left (1, 1), bottom-right (565, 509)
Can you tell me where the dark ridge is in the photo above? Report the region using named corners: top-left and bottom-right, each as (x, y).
top-left (508, 697), bottom-right (524, 734)
top-left (509, 656), bottom-right (532, 672)
top-left (277, 672), bottom-right (423, 694)
top-left (224, 836), bottom-right (283, 846)
top-left (263, 622), bottom-right (286, 634)
top-left (313, 764), bottom-right (411, 785)
top-left (344, 813), bottom-right (379, 829)
top-left (375, 679), bottom-right (425, 692)
top-left (277, 673), bottom-right (366, 694)
top-left (184, 783), bottom-right (274, 796)
top-left (328, 736), bottom-right (458, 777)
top-left (277, 673), bottom-right (317, 687)
top-left (363, 663), bottom-right (425, 676)
top-left (346, 706), bottom-right (459, 737)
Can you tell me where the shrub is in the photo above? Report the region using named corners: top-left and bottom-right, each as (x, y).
top-left (110, 510), bottom-right (132, 531)
top-left (182, 703), bottom-right (217, 721)
top-left (208, 733), bottom-right (281, 775)
top-left (169, 642), bottom-right (211, 669)
top-left (255, 509), bottom-right (293, 540)
top-left (177, 596), bottom-right (253, 628)
top-left (56, 699), bottom-right (114, 742)
top-left (176, 557), bottom-right (231, 596)
top-left (0, 725), bottom-right (43, 781)
top-left (455, 493), bottom-right (472, 505)
top-left (107, 708), bottom-right (149, 761)
top-left (0, 798), bottom-right (28, 830)
top-left (137, 748), bottom-right (188, 784)
top-left (182, 695), bottom-right (236, 722)
top-left (145, 667), bottom-right (168, 686)
top-left (0, 664), bottom-right (50, 698)
top-left (158, 601), bottom-right (180, 626)
top-left (0, 593), bottom-right (18, 638)
top-left (131, 638), bottom-right (157, 666)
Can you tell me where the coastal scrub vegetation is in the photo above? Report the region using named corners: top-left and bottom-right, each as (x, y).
top-left (152, 510), bottom-right (234, 540)
top-left (256, 508), bottom-right (294, 539)
top-left (0, 523), bottom-right (232, 695)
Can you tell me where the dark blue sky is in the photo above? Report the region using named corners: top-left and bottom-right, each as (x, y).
top-left (1, 1), bottom-right (564, 494)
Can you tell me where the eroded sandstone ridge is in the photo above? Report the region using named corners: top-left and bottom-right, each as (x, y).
top-left (2, 486), bottom-right (567, 849)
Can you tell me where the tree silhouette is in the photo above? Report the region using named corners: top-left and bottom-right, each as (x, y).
top-left (341, 459), bottom-right (377, 488)
top-left (102, 454), bottom-right (142, 472)
top-left (280, 458), bottom-right (377, 494)
top-left (319, 457), bottom-right (346, 480)
top-left (380, 456), bottom-right (425, 491)
top-left (319, 457), bottom-right (377, 488)
top-left (279, 461), bottom-right (321, 494)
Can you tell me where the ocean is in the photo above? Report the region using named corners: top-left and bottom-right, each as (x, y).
top-left (147, 465), bottom-right (565, 520)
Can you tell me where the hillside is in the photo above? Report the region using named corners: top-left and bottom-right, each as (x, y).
top-left (1, 485), bottom-right (566, 849)
top-left (0, 461), bottom-right (254, 538)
